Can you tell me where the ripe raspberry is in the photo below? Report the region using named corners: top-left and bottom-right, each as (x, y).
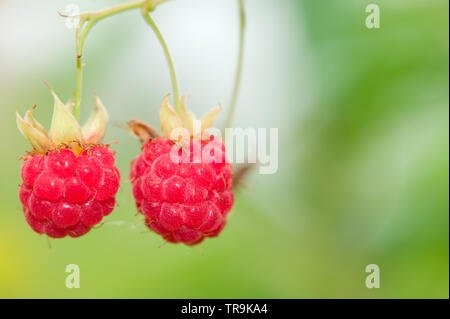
top-left (130, 138), bottom-right (233, 245)
top-left (19, 147), bottom-right (120, 238)
top-left (16, 84), bottom-right (120, 238)
top-left (128, 95), bottom-right (234, 245)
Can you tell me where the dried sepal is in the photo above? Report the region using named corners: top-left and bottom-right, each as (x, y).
top-left (65, 94), bottom-right (76, 113)
top-left (16, 111), bottom-right (54, 153)
top-left (47, 83), bottom-right (83, 145)
top-left (82, 93), bottom-right (109, 144)
top-left (178, 95), bottom-right (196, 135)
top-left (160, 94), bottom-right (182, 138)
top-left (24, 105), bottom-right (48, 137)
top-left (128, 119), bottom-right (160, 143)
top-left (200, 104), bottom-right (222, 132)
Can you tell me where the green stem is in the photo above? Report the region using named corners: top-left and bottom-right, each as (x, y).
top-left (224, 0), bottom-right (246, 129)
top-left (72, 0), bottom-right (170, 119)
top-left (141, 9), bottom-right (181, 112)
top-left (83, 0), bottom-right (143, 20)
top-left (74, 22), bottom-right (83, 120)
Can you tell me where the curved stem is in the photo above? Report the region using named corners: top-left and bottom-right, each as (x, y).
top-left (71, 0), bottom-right (170, 119)
top-left (224, 0), bottom-right (246, 129)
top-left (141, 10), bottom-right (181, 112)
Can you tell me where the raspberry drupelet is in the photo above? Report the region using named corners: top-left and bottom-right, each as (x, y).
top-left (16, 84), bottom-right (120, 238)
top-left (128, 95), bottom-right (234, 245)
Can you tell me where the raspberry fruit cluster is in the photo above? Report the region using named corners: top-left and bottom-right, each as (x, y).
top-left (19, 147), bottom-right (120, 238)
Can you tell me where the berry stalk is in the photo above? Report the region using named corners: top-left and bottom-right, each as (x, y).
top-left (141, 8), bottom-right (181, 112)
top-left (70, 0), bottom-right (171, 120)
top-left (224, 0), bottom-right (246, 130)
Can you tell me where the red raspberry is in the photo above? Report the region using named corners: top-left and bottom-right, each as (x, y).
top-left (19, 146), bottom-right (120, 238)
top-left (130, 138), bottom-right (234, 245)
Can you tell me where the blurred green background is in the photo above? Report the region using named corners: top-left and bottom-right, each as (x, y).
top-left (0, 0), bottom-right (448, 298)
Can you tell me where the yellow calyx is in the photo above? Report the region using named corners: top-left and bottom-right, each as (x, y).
top-left (159, 94), bottom-right (221, 139)
top-left (16, 83), bottom-right (109, 153)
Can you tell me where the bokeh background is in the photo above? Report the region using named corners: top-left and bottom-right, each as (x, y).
top-left (0, 0), bottom-right (448, 298)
